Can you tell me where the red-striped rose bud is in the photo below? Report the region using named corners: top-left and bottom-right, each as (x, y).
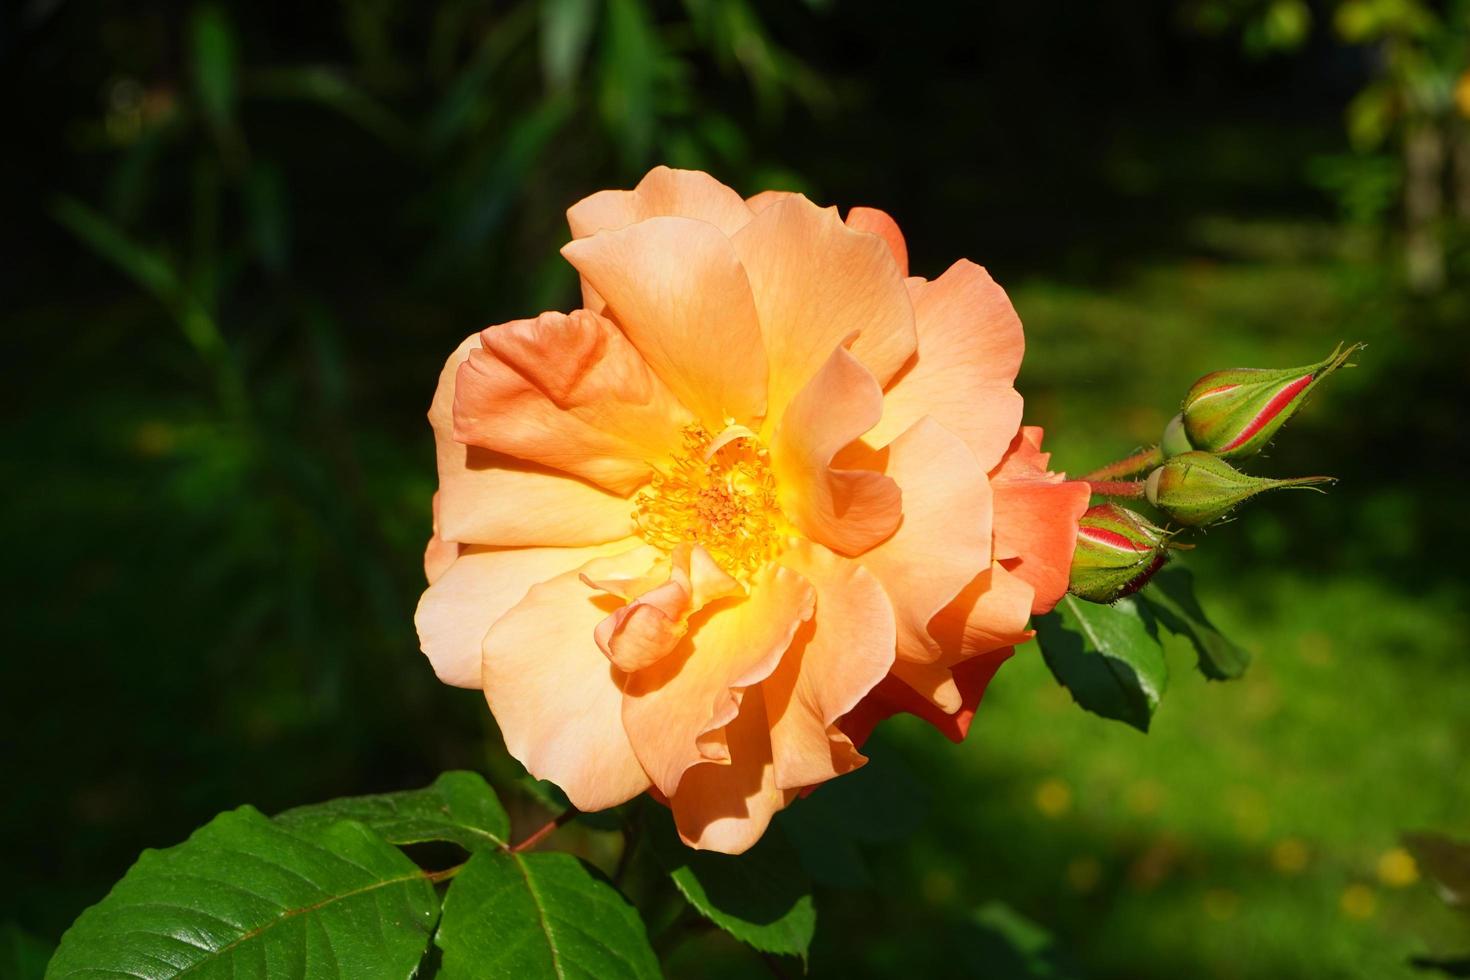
top-left (1169, 343), bottom-right (1362, 459)
top-left (1145, 452), bottom-right (1334, 527)
top-left (1069, 504), bottom-right (1171, 603)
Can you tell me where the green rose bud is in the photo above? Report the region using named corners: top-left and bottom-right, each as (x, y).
top-left (1144, 452), bottom-right (1334, 527)
top-left (1169, 343), bottom-right (1362, 459)
top-left (1069, 504), bottom-right (1171, 603)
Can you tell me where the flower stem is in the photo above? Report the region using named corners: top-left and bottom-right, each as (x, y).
top-left (1081, 446), bottom-right (1164, 482)
top-left (1087, 480), bottom-right (1147, 499)
top-left (511, 808), bottom-right (577, 853)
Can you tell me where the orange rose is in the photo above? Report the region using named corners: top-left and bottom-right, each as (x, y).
top-left (416, 167), bottom-right (1089, 853)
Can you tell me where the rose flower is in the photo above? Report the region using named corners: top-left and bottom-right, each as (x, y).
top-left (416, 167), bottom-right (1089, 853)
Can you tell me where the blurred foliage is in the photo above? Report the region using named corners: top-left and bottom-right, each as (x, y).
top-left (1187, 0), bottom-right (1470, 289)
top-left (3, 1), bottom-right (1468, 978)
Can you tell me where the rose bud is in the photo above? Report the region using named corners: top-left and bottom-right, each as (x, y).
top-left (1144, 451), bottom-right (1334, 527)
top-left (1069, 503), bottom-right (1170, 603)
top-left (1171, 343), bottom-right (1362, 459)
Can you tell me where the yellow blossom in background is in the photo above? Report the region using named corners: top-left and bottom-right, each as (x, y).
top-left (1341, 884), bottom-right (1377, 919)
top-left (1376, 847), bottom-right (1419, 887)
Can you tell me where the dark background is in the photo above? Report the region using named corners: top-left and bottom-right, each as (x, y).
top-left (3, 1), bottom-right (1468, 976)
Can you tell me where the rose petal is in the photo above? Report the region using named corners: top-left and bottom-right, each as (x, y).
top-left (765, 540), bottom-right (895, 790)
top-left (868, 261), bottom-right (1025, 471)
top-left (771, 346), bottom-right (902, 555)
top-left (452, 310), bottom-right (692, 494)
top-left (481, 552), bottom-right (655, 811)
top-left (562, 217), bottom-right (768, 429)
top-left (928, 561), bottom-right (1036, 660)
top-left (431, 334), bottom-right (634, 546)
top-left (424, 491), bottom-right (460, 585)
top-left (732, 194), bottom-right (916, 425)
top-left (621, 562), bottom-right (814, 797)
top-left (857, 417), bottom-right (992, 664)
top-left (567, 166), bottom-right (754, 239)
top-left (584, 544), bottom-right (743, 672)
top-left (745, 189), bottom-right (796, 213)
top-left (416, 541), bottom-right (641, 689)
top-left (845, 206), bottom-right (909, 277)
top-left (842, 646), bottom-right (1017, 747)
top-left (669, 685), bottom-right (796, 854)
top-left (991, 427), bottom-right (1090, 615)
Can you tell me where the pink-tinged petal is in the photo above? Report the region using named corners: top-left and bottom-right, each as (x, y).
top-left (567, 166), bottom-right (754, 239)
top-left (416, 541), bottom-right (640, 689)
top-left (771, 346), bottom-right (902, 555)
top-left (431, 334), bottom-right (634, 546)
top-left (453, 310), bottom-right (692, 494)
top-left (766, 540), bottom-right (895, 790)
top-left (622, 562), bottom-right (815, 798)
top-left (424, 491), bottom-right (460, 585)
top-left (732, 194), bottom-right (916, 424)
top-left (841, 646), bottom-right (1017, 747)
top-left (669, 686), bottom-right (796, 853)
top-left (562, 217), bottom-right (768, 429)
top-left (990, 427), bottom-right (1090, 615)
top-left (856, 418), bottom-right (992, 664)
top-left (584, 544), bottom-right (743, 672)
top-left (845, 206), bottom-right (909, 277)
top-left (868, 261), bottom-right (1026, 471)
top-left (481, 552), bottom-right (655, 811)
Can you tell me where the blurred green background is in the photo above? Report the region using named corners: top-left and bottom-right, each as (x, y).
top-left (3, 0), bottom-right (1468, 976)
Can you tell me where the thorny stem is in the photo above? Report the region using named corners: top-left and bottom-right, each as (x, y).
top-left (511, 808), bottom-right (577, 853)
top-left (1081, 446), bottom-right (1164, 482)
top-left (1087, 480), bottom-right (1147, 499)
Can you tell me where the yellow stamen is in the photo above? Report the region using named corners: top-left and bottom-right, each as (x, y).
top-left (634, 423), bottom-right (785, 578)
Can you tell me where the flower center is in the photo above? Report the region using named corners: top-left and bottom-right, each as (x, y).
top-left (634, 423), bottom-right (785, 578)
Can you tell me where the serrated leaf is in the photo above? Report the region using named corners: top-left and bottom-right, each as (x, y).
top-left (434, 850), bottom-right (660, 980)
top-left (275, 770), bottom-right (509, 852)
top-left (47, 806), bottom-right (438, 979)
top-left (648, 809), bottom-right (815, 958)
top-left (1141, 567), bottom-right (1251, 680)
top-left (1035, 595), bottom-right (1167, 731)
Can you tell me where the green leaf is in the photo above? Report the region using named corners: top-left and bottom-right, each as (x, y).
top-left (599, 0), bottom-right (659, 166)
top-left (540, 0), bottom-right (598, 93)
top-left (435, 850), bottom-right (660, 980)
top-left (47, 806), bottom-right (437, 978)
top-left (247, 67), bottom-right (414, 149)
top-left (953, 902), bottom-right (1081, 979)
top-left (1035, 595), bottom-right (1167, 731)
top-left (275, 770), bottom-right (510, 853)
top-left (648, 809), bottom-right (815, 959)
top-left (191, 5), bottom-right (238, 134)
top-left (50, 195), bottom-right (227, 365)
top-left (1141, 566), bottom-right (1251, 680)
